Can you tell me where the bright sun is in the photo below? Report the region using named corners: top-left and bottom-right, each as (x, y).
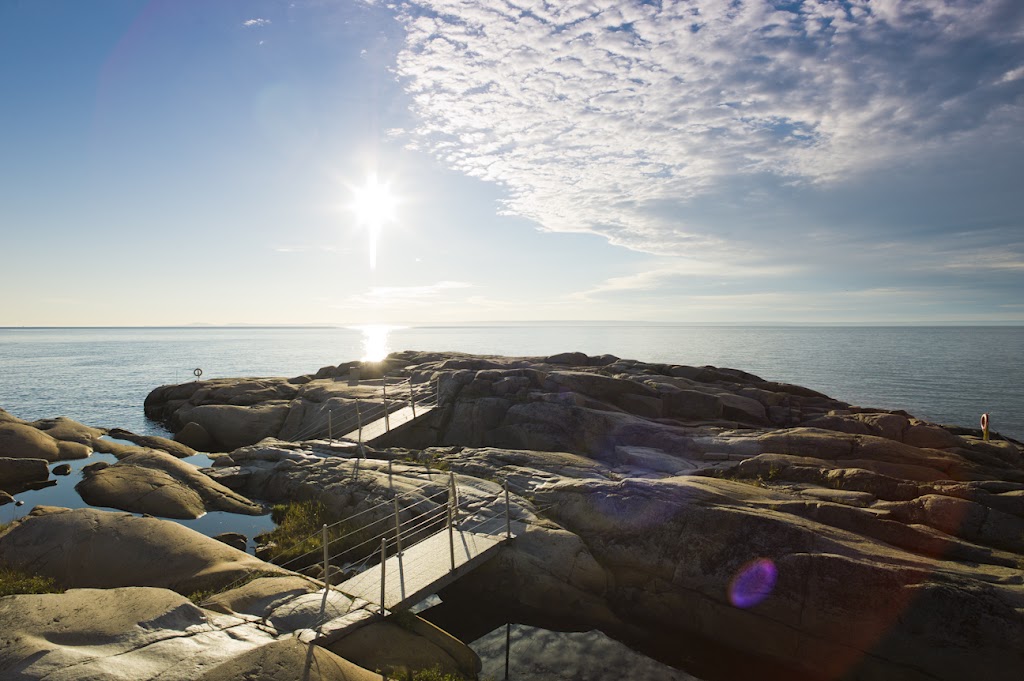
top-left (349, 173), bottom-right (398, 270)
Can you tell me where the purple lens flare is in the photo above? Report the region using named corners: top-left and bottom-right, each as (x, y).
top-left (729, 558), bottom-right (777, 608)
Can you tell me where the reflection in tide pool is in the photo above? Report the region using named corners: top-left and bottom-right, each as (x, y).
top-left (2, 442), bottom-right (275, 551)
top-left (472, 625), bottom-right (703, 681)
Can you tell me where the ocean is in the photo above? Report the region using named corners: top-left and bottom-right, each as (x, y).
top-left (1, 325), bottom-right (1021, 440)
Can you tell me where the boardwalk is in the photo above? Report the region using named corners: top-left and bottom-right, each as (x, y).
top-left (338, 527), bottom-right (508, 612)
top-left (342, 403), bottom-right (434, 443)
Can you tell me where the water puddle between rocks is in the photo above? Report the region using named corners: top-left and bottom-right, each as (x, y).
top-left (2, 440), bottom-right (275, 551)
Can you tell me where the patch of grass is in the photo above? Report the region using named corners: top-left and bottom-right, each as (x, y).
top-left (258, 499), bottom-right (329, 567)
top-left (258, 499), bottom-right (395, 570)
top-left (187, 588), bottom-right (215, 604)
top-left (0, 565), bottom-right (63, 597)
top-left (407, 667), bottom-right (468, 681)
top-left (389, 608), bottom-right (418, 631)
top-left (711, 469), bottom-right (769, 489)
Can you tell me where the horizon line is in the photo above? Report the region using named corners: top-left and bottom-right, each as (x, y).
top-left (2, 320), bottom-right (1023, 329)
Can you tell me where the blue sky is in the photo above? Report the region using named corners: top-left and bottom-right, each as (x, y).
top-left (2, 0), bottom-right (1022, 325)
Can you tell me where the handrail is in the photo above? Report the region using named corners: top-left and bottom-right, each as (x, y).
top-left (285, 376), bottom-right (441, 445)
top-left (201, 459), bottom-right (521, 618)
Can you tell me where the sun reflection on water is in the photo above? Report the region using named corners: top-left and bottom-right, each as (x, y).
top-left (355, 324), bottom-right (403, 362)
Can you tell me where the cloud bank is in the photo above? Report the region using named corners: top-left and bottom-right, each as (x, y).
top-left (391, 0), bottom-right (1024, 261)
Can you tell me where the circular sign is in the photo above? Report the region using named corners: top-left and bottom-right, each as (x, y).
top-left (980, 413), bottom-right (989, 430)
top-left (193, 368), bottom-right (203, 379)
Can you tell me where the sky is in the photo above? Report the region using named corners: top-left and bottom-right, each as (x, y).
top-left (1, 0), bottom-right (1022, 326)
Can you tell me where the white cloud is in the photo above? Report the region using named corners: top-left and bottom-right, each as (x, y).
top-left (243, 18), bottom-right (271, 27)
top-left (943, 249), bottom-right (1024, 271)
top-left (340, 280), bottom-right (474, 307)
top-left (392, 0), bottom-right (1024, 258)
top-left (572, 259), bottom-right (802, 301)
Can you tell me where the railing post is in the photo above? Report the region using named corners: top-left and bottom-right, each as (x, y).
top-left (356, 401), bottom-right (363, 440)
top-left (380, 538), bottom-right (387, 614)
top-left (322, 524), bottom-right (330, 578)
top-left (382, 379), bottom-right (390, 431)
top-left (504, 478), bottom-right (511, 540)
top-left (505, 622), bottom-right (511, 680)
top-left (409, 378), bottom-right (417, 418)
top-left (318, 523), bottom-right (330, 628)
top-left (394, 497), bottom-right (402, 556)
top-left (449, 472), bottom-right (458, 524)
top-left (447, 495), bottom-right (455, 571)
top-left (388, 459), bottom-right (394, 490)
top-left (328, 411), bottom-right (333, 440)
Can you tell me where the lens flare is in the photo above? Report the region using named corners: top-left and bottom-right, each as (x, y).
top-left (348, 173), bottom-right (398, 270)
top-left (728, 558), bottom-right (777, 608)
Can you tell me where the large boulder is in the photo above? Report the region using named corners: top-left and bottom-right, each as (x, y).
top-left (543, 371), bottom-right (658, 406)
top-left (0, 422), bottom-right (61, 460)
top-left (75, 450), bottom-right (264, 519)
top-left (325, 618), bottom-right (480, 680)
top-left (0, 506), bottom-right (286, 594)
top-left (0, 587), bottom-right (279, 680)
top-left (197, 638), bottom-right (382, 681)
top-left (175, 421), bottom-right (216, 451)
top-left (0, 456), bottom-right (49, 491)
top-left (174, 403), bottom-right (290, 451)
top-left (29, 416), bottom-right (106, 444)
top-left (525, 476), bottom-right (1024, 681)
top-left (108, 428), bottom-right (197, 458)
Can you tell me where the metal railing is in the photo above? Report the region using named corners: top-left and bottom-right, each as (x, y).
top-left (270, 472), bottom-right (511, 584)
top-left (285, 376), bottom-right (441, 446)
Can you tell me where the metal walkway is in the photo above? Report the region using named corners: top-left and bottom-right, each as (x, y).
top-left (338, 526), bottom-right (507, 612)
top-left (286, 376), bottom-right (440, 446)
top-left (342, 403), bottom-right (435, 443)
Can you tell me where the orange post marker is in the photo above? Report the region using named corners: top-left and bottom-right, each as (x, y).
top-left (981, 413), bottom-right (990, 441)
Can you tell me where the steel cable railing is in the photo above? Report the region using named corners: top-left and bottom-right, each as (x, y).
top-left (201, 463), bottom-right (546, 624)
top-left (284, 377), bottom-right (441, 445)
top-left (269, 486), bottom-right (450, 574)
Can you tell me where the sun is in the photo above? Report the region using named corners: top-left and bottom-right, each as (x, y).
top-left (348, 173), bottom-right (398, 270)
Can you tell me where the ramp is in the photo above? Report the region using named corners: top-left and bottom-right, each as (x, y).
top-left (338, 528), bottom-right (508, 612)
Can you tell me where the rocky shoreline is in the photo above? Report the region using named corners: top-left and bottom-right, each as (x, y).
top-left (2, 350), bottom-right (1023, 680)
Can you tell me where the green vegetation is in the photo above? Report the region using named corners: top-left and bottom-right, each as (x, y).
top-left (187, 588), bottom-right (215, 604)
top-left (707, 463), bottom-right (785, 489)
top-left (389, 608), bottom-right (419, 631)
top-left (258, 499), bottom-right (395, 571)
top-left (258, 499), bottom-right (330, 567)
top-left (0, 565), bottom-right (63, 597)
top-left (407, 666), bottom-right (468, 681)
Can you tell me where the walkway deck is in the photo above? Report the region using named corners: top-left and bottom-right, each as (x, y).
top-left (338, 527), bottom-right (508, 612)
top-left (341, 403), bottom-right (434, 443)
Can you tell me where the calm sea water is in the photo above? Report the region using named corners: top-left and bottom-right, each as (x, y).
top-left (1, 325), bottom-right (1021, 440)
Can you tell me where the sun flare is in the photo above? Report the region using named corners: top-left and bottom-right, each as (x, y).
top-left (348, 173), bottom-right (398, 270)
top-left (355, 324), bottom-right (403, 362)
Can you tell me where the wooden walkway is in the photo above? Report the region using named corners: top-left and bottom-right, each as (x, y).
top-left (338, 527), bottom-right (508, 612)
top-left (342, 403), bottom-right (434, 443)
